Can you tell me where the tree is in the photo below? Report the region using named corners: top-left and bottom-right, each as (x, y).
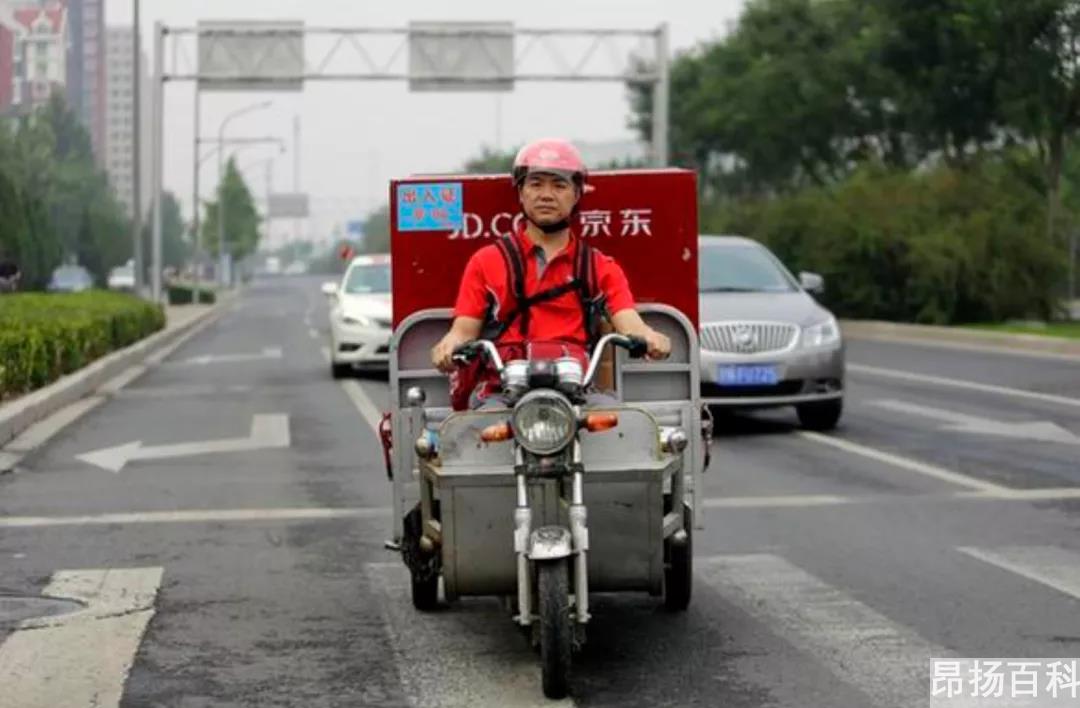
top-left (141, 191), bottom-right (190, 271)
top-left (360, 205), bottom-right (390, 254)
top-left (463, 146), bottom-right (517, 174)
top-left (201, 158), bottom-right (261, 260)
top-left (0, 94), bottom-right (131, 287)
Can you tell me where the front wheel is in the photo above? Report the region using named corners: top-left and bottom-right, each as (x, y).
top-left (537, 560), bottom-right (571, 699)
top-left (796, 398), bottom-right (843, 431)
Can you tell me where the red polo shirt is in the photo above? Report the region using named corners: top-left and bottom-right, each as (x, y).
top-left (453, 223), bottom-right (635, 346)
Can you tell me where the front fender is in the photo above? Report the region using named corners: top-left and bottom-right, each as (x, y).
top-left (528, 526), bottom-right (573, 561)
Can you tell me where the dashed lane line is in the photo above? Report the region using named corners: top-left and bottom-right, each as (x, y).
top-left (848, 363), bottom-right (1080, 409)
top-left (797, 431), bottom-right (1007, 494)
top-left (957, 545), bottom-right (1080, 602)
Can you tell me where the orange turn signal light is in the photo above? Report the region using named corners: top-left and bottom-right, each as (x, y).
top-left (584, 412), bottom-right (619, 432)
top-left (480, 422), bottom-right (513, 443)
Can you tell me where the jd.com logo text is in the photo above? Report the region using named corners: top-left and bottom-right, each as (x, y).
top-left (449, 209), bottom-right (655, 240)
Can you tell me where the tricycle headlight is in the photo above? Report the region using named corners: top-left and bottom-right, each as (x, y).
top-left (802, 316), bottom-right (841, 348)
top-left (510, 390), bottom-right (576, 455)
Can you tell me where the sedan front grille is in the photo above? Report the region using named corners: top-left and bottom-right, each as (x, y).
top-left (700, 321), bottom-right (799, 354)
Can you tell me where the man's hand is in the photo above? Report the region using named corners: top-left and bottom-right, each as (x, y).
top-left (431, 317), bottom-right (484, 373)
top-left (611, 308), bottom-right (671, 360)
top-left (431, 332), bottom-right (468, 373)
top-left (642, 328), bottom-right (671, 360)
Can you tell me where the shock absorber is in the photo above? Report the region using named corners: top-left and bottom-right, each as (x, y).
top-left (513, 447), bottom-right (532, 625)
top-left (569, 440), bottom-right (590, 624)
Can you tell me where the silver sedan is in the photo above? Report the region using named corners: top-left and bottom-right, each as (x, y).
top-left (698, 235), bottom-right (844, 430)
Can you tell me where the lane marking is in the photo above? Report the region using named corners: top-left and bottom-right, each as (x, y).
top-left (308, 327), bottom-right (319, 339)
top-left (848, 363), bottom-right (1080, 409)
top-left (367, 562), bottom-right (577, 708)
top-left (0, 506), bottom-right (392, 528)
top-left (76, 413), bottom-right (291, 472)
top-left (957, 546), bottom-right (1080, 602)
top-left (317, 329), bottom-right (384, 436)
top-left (869, 398), bottom-right (1080, 445)
top-left (0, 567), bottom-right (163, 708)
top-left (962, 486), bottom-right (1080, 501)
top-left (798, 431), bottom-right (1007, 494)
top-left (4, 487), bottom-right (1080, 529)
top-left (114, 384), bottom-right (253, 399)
top-left (341, 380), bottom-right (385, 435)
top-left (165, 347), bottom-right (283, 367)
top-left (847, 333), bottom-right (1080, 363)
top-left (704, 494), bottom-right (854, 508)
top-left (697, 555), bottom-right (986, 708)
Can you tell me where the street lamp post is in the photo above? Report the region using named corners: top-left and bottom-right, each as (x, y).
top-left (132, 0), bottom-right (143, 294)
top-left (216, 100), bottom-right (272, 286)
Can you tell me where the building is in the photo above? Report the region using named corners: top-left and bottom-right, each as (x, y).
top-left (8, 1), bottom-right (67, 112)
top-left (105, 24), bottom-right (149, 219)
top-left (66, 0), bottom-right (105, 163)
top-left (0, 4), bottom-right (14, 112)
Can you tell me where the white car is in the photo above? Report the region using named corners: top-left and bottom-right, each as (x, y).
top-left (322, 254), bottom-right (393, 378)
top-left (107, 261), bottom-right (136, 292)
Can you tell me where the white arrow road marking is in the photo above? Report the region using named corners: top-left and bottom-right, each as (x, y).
top-left (870, 399), bottom-right (1080, 445)
top-left (76, 413), bottom-right (290, 472)
top-left (0, 567), bottom-right (164, 708)
top-left (167, 347), bottom-right (282, 367)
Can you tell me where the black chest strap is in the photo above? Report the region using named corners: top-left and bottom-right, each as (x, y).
top-left (487, 234), bottom-right (605, 343)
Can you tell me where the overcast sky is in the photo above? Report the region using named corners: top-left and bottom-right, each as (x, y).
top-left (106, 0), bottom-right (745, 243)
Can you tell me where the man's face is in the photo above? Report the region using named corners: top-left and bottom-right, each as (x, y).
top-left (518, 172), bottom-right (578, 228)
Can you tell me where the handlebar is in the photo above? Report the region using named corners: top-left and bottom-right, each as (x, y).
top-left (451, 340), bottom-right (506, 372)
top-left (453, 333), bottom-right (646, 388)
top-left (582, 333), bottom-right (647, 388)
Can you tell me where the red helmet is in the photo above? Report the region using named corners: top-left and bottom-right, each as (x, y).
top-left (512, 138), bottom-right (587, 189)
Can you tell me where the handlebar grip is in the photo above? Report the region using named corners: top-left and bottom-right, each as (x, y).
top-left (451, 341), bottom-right (483, 365)
top-left (625, 335), bottom-right (648, 359)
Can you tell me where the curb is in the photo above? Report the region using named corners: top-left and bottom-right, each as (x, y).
top-left (840, 320), bottom-right (1080, 359)
top-left (0, 299), bottom-right (229, 450)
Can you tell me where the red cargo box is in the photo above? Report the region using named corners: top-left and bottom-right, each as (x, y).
top-left (389, 169), bottom-right (698, 328)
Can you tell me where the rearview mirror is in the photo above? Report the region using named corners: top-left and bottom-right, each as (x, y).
top-left (321, 281), bottom-right (339, 297)
top-left (799, 271), bottom-right (824, 294)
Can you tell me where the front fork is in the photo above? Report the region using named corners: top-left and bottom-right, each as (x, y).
top-left (513, 440), bottom-right (590, 626)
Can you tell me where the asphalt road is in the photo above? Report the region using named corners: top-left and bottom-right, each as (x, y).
top-left (1, 275), bottom-right (1079, 708)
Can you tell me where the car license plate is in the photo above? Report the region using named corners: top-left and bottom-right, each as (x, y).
top-left (716, 365), bottom-right (778, 386)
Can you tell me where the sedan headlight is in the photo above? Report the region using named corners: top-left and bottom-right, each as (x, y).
top-left (510, 390), bottom-right (576, 456)
top-left (802, 316), bottom-right (841, 348)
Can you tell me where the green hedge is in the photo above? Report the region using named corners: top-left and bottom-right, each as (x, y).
top-left (707, 160), bottom-right (1066, 324)
top-left (0, 291), bottom-right (165, 398)
top-left (166, 283), bottom-right (216, 305)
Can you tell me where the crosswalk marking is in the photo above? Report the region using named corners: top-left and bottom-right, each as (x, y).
top-left (0, 567), bottom-right (163, 708)
top-left (366, 562), bottom-right (576, 708)
top-left (957, 546), bottom-right (1080, 601)
top-left (697, 554), bottom-right (1000, 708)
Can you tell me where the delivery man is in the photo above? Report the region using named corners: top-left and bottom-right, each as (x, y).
top-left (431, 138), bottom-right (671, 406)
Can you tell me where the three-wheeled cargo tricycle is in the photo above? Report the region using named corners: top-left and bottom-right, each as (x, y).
top-left (382, 169), bottom-right (710, 699)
